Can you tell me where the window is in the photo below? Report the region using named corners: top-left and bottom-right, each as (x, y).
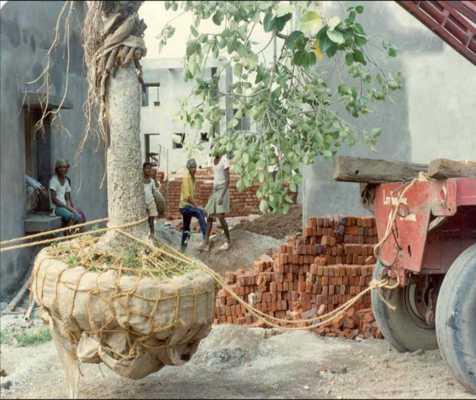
top-left (144, 133), bottom-right (161, 165)
top-left (142, 87), bottom-right (149, 107)
top-left (142, 82), bottom-right (160, 107)
top-left (172, 132), bottom-right (185, 149)
top-left (200, 132), bottom-right (209, 142)
top-left (24, 108), bottom-right (51, 212)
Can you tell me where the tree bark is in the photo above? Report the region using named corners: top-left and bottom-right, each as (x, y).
top-left (101, 64), bottom-right (148, 245)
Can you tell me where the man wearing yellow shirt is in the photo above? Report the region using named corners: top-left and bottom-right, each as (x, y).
top-left (179, 159), bottom-right (207, 252)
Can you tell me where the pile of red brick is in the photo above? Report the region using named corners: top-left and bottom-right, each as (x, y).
top-left (214, 216), bottom-right (383, 339)
top-left (157, 168), bottom-right (261, 220)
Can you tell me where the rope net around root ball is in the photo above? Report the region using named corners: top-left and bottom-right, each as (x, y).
top-left (32, 233), bottom-right (217, 383)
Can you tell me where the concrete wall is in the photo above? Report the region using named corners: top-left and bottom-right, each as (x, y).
top-left (302, 1), bottom-right (476, 222)
top-left (0, 1), bottom-right (107, 300)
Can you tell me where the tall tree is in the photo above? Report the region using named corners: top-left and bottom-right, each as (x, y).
top-left (83, 1), bottom-right (149, 244)
top-left (159, 1), bottom-right (402, 213)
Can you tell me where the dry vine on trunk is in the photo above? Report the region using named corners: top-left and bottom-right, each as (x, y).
top-left (82, 1), bottom-right (150, 245)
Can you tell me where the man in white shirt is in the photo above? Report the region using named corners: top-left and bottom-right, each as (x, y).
top-left (201, 148), bottom-right (231, 251)
top-left (49, 160), bottom-right (85, 228)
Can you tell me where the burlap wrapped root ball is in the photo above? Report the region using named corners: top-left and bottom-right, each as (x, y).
top-left (32, 245), bottom-right (216, 380)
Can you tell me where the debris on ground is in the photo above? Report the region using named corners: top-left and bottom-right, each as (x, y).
top-left (233, 205), bottom-right (303, 239)
top-left (0, 324), bottom-right (473, 399)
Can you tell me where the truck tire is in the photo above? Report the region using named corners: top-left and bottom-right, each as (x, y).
top-left (435, 244), bottom-right (476, 393)
top-left (371, 261), bottom-right (438, 352)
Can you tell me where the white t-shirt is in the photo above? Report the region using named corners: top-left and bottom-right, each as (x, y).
top-left (144, 179), bottom-right (157, 205)
top-left (212, 155), bottom-right (230, 186)
top-left (49, 175), bottom-right (71, 210)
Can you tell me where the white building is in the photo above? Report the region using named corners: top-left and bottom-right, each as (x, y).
top-left (140, 58), bottom-right (238, 175)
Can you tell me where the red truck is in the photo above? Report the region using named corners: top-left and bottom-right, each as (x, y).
top-left (371, 174), bottom-right (476, 393)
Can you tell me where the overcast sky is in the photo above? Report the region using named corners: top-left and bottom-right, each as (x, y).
top-left (0, 1), bottom-right (275, 60)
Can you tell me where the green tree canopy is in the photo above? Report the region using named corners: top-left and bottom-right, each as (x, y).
top-left (159, 1), bottom-right (402, 213)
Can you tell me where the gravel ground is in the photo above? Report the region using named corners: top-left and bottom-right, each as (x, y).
top-left (1, 321), bottom-right (474, 399)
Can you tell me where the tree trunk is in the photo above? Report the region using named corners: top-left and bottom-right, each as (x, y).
top-left (101, 64), bottom-right (148, 245)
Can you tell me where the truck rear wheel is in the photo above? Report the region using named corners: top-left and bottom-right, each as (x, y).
top-left (436, 244), bottom-right (476, 393)
top-left (371, 261), bottom-right (438, 352)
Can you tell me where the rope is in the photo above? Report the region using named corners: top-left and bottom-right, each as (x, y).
top-left (373, 172), bottom-right (430, 261)
top-left (5, 211), bottom-right (400, 331)
top-left (0, 218), bottom-right (147, 253)
top-left (0, 218), bottom-right (108, 246)
top-left (116, 229), bottom-right (399, 331)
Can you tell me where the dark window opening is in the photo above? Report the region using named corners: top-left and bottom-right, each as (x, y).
top-left (142, 82), bottom-right (160, 107)
top-left (142, 87), bottom-right (149, 107)
top-left (200, 132), bottom-right (209, 142)
top-left (172, 132), bottom-right (185, 149)
top-left (144, 133), bottom-right (161, 166)
top-left (24, 108), bottom-right (52, 212)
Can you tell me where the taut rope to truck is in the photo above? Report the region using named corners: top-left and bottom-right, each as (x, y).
top-left (1, 215), bottom-right (399, 329)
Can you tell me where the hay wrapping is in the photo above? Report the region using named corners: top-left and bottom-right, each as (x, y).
top-left (32, 236), bottom-right (216, 381)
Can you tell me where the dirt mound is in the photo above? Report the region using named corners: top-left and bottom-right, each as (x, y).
top-left (188, 230), bottom-right (283, 275)
top-left (234, 205), bottom-right (302, 239)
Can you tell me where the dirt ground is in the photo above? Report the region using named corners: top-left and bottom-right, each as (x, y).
top-left (1, 321), bottom-right (474, 399)
top-left (157, 222), bottom-right (284, 275)
top-left (233, 205), bottom-right (303, 239)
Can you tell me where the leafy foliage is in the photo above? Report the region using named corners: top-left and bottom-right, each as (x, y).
top-left (159, 1), bottom-right (402, 213)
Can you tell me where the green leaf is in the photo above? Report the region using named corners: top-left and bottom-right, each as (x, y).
top-left (355, 5), bottom-right (364, 14)
top-left (346, 10), bottom-right (356, 23)
top-left (286, 31), bottom-right (305, 50)
top-left (255, 66), bottom-right (267, 84)
top-left (352, 49), bottom-right (366, 64)
top-left (354, 23), bottom-right (365, 35)
top-left (304, 51), bottom-right (317, 66)
top-left (327, 29), bottom-right (345, 44)
top-left (388, 47), bottom-right (397, 57)
top-left (212, 11), bottom-right (224, 26)
top-left (263, 11), bottom-right (274, 32)
top-left (317, 28), bottom-right (333, 53)
top-left (293, 50), bottom-right (316, 67)
top-left (186, 41), bottom-right (201, 57)
top-left (326, 44), bottom-right (338, 57)
top-left (293, 50), bottom-right (307, 66)
top-left (345, 52), bottom-right (354, 66)
top-left (190, 25), bottom-right (199, 38)
top-left (355, 34), bottom-right (367, 46)
top-left (323, 149), bottom-right (333, 158)
top-left (273, 13), bottom-right (292, 32)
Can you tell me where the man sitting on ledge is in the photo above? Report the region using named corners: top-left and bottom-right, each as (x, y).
top-left (49, 159), bottom-right (85, 232)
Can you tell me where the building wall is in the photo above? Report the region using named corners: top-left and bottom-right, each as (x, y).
top-left (140, 59), bottom-right (229, 175)
top-left (0, 1), bottom-right (107, 299)
top-left (302, 1), bottom-right (476, 221)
